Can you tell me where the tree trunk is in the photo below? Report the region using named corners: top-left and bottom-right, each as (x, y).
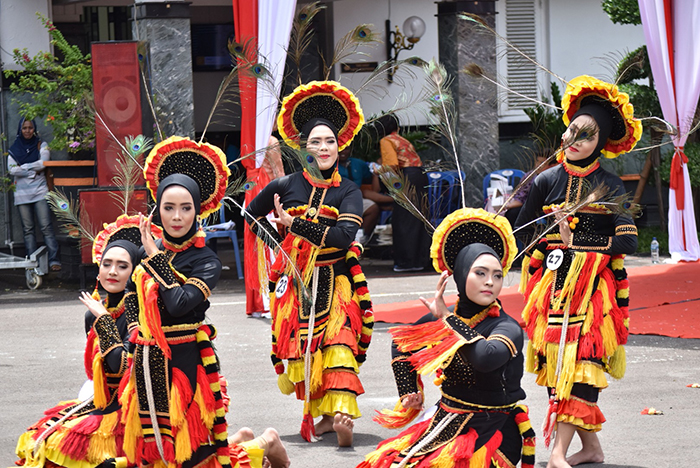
top-left (633, 153), bottom-right (653, 204)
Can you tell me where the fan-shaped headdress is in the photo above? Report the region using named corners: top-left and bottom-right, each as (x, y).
top-left (431, 208), bottom-right (517, 276)
top-left (92, 214), bottom-right (162, 264)
top-left (561, 75), bottom-right (642, 159)
top-left (277, 81), bottom-right (364, 152)
top-left (143, 136), bottom-right (231, 218)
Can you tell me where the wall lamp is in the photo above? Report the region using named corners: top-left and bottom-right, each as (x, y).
top-left (385, 16), bottom-right (426, 83)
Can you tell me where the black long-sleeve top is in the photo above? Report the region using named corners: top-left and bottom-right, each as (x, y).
top-left (140, 241), bottom-right (222, 326)
top-left (514, 164), bottom-right (637, 255)
top-left (391, 304), bottom-right (526, 407)
top-left (84, 292), bottom-right (132, 376)
top-left (246, 172), bottom-right (363, 251)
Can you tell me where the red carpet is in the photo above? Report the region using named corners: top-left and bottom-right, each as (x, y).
top-left (374, 261), bottom-right (700, 339)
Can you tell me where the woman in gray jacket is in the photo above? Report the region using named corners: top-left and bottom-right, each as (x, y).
top-left (7, 117), bottom-right (60, 270)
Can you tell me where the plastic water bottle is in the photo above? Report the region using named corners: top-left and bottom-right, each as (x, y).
top-left (650, 237), bottom-right (660, 264)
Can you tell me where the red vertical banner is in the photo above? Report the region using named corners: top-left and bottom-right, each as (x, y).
top-left (233, 0), bottom-right (265, 315)
top-left (232, 0), bottom-right (258, 166)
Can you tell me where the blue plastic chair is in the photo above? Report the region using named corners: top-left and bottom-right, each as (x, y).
top-left (427, 171), bottom-right (465, 226)
top-left (203, 205), bottom-right (244, 279)
top-left (482, 169), bottom-right (525, 202)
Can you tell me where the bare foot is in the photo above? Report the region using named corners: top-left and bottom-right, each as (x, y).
top-left (314, 414), bottom-right (334, 435)
top-left (228, 427), bottom-right (254, 444)
top-left (567, 448), bottom-right (604, 466)
top-left (547, 454), bottom-right (572, 468)
top-left (261, 428), bottom-right (291, 468)
top-left (333, 413), bottom-right (354, 447)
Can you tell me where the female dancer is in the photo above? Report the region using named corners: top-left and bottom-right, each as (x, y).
top-left (119, 137), bottom-right (232, 468)
top-left (514, 76), bottom-right (641, 468)
top-left (15, 215), bottom-right (158, 467)
top-left (362, 208), bottom-right (534, 468)
top-left (246, 81), bottom-right (374, 446)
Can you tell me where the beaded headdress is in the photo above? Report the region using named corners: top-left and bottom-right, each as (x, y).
top-left (143, 136), bottom-right (231, 218)
top-left (92, 214), bottom-right (162, 264)
top-left (561, 75), bottom-right (642, 159)
top-left (431, 208), bottom-right (517, 275)
top-left (277, 81), bottom-right (365, 152)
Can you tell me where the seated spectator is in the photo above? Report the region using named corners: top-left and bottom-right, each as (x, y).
top-left (338, 145), bottom-right (392, 244)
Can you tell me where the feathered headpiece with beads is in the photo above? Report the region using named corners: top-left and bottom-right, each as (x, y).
top-left (561, 75), bottom-right (642, 159)
top-left (277, 81), bottom-right (365, 152)
top-left (431, 208), bottom-right (517, 275)
top-left (92, 214), bottom-right (162, 264)
top-left (143, 136), bottom-right (231, 218)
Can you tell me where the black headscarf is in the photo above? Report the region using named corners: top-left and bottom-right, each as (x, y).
top-left (101, 239), bottom-right (140, 308)
top-left (9, 118), bottom-right (41, 166)
top-left (453, 243), bottom-right (501, 318)
top-left (102, 239), bottom-right (141, 270)
top-left (301, 118), bottom-right (340, 179)
top-left (566, 104), bottom-right (613, 168)
top-left (155, 174), bottom-right (201, 244)
top-left (301, 118), bottom-right (339, 142)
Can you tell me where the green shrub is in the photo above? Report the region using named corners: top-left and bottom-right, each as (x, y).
top-left (636, 225), bottom-right (668, 255)
top-left (3, 13), bottom-right (94, 153)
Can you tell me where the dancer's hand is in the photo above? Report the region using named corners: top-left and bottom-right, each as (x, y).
top-left (270, 194), bottom-right (293, 227)
top-left (401, 392), bottom-right (423, 410)
top-left (80, 291), bottom-right (108, 318)
top-left (554, 208), bottom-right (571, 246)
top-left (139, 212), bottom-right (158, 256)
top-left (419, 270), bottom-right (450, 319)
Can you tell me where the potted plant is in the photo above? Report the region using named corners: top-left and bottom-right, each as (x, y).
top-left (3, 13), bottom-right (95, 156)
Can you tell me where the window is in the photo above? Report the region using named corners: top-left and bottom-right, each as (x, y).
top-left (496, 0), bottom-right (549, 122)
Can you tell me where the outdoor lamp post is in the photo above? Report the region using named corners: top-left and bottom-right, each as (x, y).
top-left (385, 16), bottom-right (426, 83)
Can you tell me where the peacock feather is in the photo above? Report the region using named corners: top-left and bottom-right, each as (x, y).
top-left (463, 62), bottom-right (561, 111)
top-left (46, 190), bottom-right (96, 247)
top-left (354, 56), bottom-right (427, 98)
top-left (513, 182), bottom-right (610, 259)
top-left (228, 37), bottom-right (258, 63)
top-left (421, 60), bottom-right (465, 208)
top-left (375, 165), bottom-right (434, 232)
top-left (322, 24), bottom-right (380, 80)
top-left (279, 144), bottom-right (324, 181)
top-left (459, 13), bottom-right (566, 85)
top-left (136, 42), bottom-right (164, 141)
top-left (495, 121), bottom-right (599, 217)
top-left (199, 65), bottom-right (241, 143)
top-left (224, 175), bottom-right (257, 202)
top-left (109, 135), bottom-right (151, 215)
top-left (288, 2), bottom-right (325, 85)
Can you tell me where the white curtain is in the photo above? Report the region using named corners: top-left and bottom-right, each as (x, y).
top-left (255, 0), bottom-right (297, 166)
top-left (638, 0), bottom-right (700, 262)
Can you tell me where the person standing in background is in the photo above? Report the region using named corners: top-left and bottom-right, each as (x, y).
top-left (7, 117), bottom-right (61, 271)
top-left (377, 114), bottom-right (430, 272)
